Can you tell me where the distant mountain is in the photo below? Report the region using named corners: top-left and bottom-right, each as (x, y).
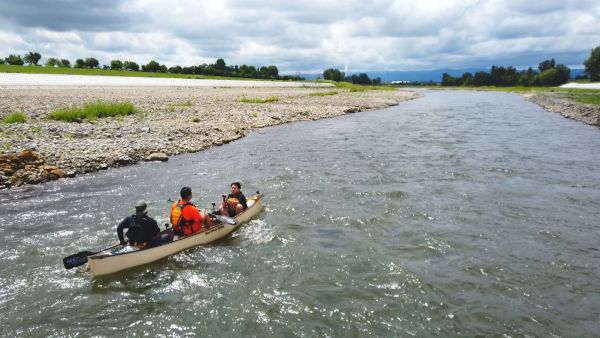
top-left (292, 68), bottom-right (586, 83)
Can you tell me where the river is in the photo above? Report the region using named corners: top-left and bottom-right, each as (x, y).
top-left (0, 90), bottom-right (598, 337)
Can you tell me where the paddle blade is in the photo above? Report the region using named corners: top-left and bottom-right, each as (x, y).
top-left (213, 214), bottom-right (238, 225)
top-left (62, 251), bottom-right (95, 270)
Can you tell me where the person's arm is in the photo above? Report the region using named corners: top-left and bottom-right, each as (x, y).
top-left (239, 194), bottom-right (248, 210)
top-left (149, 217), bottom-right (160, 236)
top-left (116, 217), bottom-right (131, 244)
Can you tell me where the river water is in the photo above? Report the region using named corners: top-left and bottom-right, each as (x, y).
top-left (0, 90), bottom-right (598, 337)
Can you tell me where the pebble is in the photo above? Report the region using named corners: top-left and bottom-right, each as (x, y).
top-left (0, 86), bottom-right (418, 189)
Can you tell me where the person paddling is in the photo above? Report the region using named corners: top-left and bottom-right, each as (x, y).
top-left (117, 201), bottom-right (160, 249)
top-left (170, 186), bottom-right (212, 237)
top-left (219, 182), bottom-right (248, 217)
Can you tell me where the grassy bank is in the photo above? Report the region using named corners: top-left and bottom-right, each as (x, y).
top-left (434, 86), bottom-right (600, 106)
top-left (332, 81), bottom-right (396, 92)
top-left (0, 64), bottom-right (274, 82)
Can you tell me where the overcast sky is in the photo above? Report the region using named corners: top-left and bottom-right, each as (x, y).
top-left (1, 0), bottom-right (599, 73)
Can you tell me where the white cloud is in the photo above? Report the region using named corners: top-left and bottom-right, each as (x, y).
top-left (0, 0), bottom-right (598, 72)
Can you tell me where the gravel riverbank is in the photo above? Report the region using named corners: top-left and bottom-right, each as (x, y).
top-left (524, 92), bottom-right (600, 126)
top-left (0, 86), bottom-right (418, 189)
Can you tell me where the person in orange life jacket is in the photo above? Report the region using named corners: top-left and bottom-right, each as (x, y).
top-left (219, 181), bottom-right (248, 217)
top-left (170, 186), bottom-right (212, 236)
top-left (117, 201), bottom-right (160, 247)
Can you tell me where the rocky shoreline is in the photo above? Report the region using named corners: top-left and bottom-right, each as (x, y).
top-left (0, 86), bottom-right (418, 189)
top-left (524, 92), bottom-right (600, 126)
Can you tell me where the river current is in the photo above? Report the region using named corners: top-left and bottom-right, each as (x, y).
top-left (0, 90), bottom-right (598, 337)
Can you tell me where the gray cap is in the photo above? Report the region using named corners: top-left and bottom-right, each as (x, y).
top-left (135, 200), bottom-right (147, 212)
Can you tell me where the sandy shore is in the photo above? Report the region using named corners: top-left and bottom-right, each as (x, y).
top-left (0, 86), bottom-right (418, 189)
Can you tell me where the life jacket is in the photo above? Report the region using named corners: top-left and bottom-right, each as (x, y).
top-left (126, 215), bottom-right (151, 245)
top-left (170, 201), bottom-right (194, 236)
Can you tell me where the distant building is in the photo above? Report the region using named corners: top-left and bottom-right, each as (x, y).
top-left (391, 80), bottom-right (411, 84)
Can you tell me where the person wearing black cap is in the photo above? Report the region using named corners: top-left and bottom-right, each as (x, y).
top-left (116, 200), bottom-right (161, 248)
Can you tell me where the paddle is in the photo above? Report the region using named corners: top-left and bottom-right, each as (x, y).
top-left (62, 250), bottom-right (100, 270)
top-left (208, 213), bottom-right (238, 225)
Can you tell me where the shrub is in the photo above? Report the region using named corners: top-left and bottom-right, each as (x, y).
top-left (2, 112), bottom-right (27, 124)
top-left (240, 96), bottom-right (278, 103)
top-left (309, 91), bottom-right (339, 96)
top-left (49, 102), bottom-right (137, 122)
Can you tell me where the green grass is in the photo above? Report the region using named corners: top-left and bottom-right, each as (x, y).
top-left (240, 96), bottom-right (279, 103)
top-left (435, 85), bottom-right (600, 106)
top-left (558, 89), bottom-right (600, 105)
top-left (332, 81), bottom-right (396, 92)
top-left (309, 90), bottom-right (339, 96)
top-left (0, 64), bottom-right (271, 81)
top-left (49, 102), bottom-right (137, 122)
top-left (2, 112), bottom-right (27, 124)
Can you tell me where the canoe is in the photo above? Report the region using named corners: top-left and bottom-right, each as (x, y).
top-left (87, 193), bottom-right (264, 276)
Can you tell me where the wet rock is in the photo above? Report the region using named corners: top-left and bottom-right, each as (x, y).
top-left (50, 168), bottom-right (67, 178)
top-left (115, 155), bottom-right (133, 165)
top-left (66, 171), bottom-right (76, 178)
top-left (145, 152), bottom-right (168, 162)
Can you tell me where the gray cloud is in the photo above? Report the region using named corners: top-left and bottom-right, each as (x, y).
top-left (0, 0), bottom-right (598, 72)
top-left (0, 0), bottom-right (139, 32)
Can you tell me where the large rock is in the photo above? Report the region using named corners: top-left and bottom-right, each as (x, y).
top-left (50, 169), bottom-right (67, 178)
top-left (17, 149), bottom-right (36, 161)
top-left (145, 153), bottom-right (169, 162)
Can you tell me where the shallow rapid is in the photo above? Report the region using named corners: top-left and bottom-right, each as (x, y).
top-left (0, 90), bottom-right (598, 336)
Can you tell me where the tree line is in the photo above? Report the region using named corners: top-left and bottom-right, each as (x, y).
top-left (441, 46), bottom-right (600, 86)
top-left (441, 59), bottom-right (571, 87)
top-left (0, 52), bottom-right (304, 81)
top-left (322, 68), bottom-right (381, 85)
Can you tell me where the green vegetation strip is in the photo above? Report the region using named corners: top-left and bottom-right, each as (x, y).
top-left (435, 86), bottom-right (600, 106)
top-left (332, 81), bottom-right (396, 92)
top-left (240, 96), bottom-right (279, 103)
top-left (309, 90), bottom-right (339, 96)
top-left (2, 112), bottom-right (26, 124)
top-left (49, 102), bottom-right (137, 122)
top-left (559, 89), bottom-right (600, 105)
top-left (0, 64), bottom-right (255, 81)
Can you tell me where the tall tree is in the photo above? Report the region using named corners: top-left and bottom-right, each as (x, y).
top-left (123, 61), bottom-right (139, 71)
top-left (4, 54), bottom-right (24, 66)
top-left (323, 68), bottom-right (344, 82)
top-left (74, 59), bottom-right (85, 68)
top-left (110, 60), bottom-right (123, 70)
top-left (61, 59), bottom-right (71, 68)
top-left (584, 46), bottom-right (600, 82)
top-left (84, 57), bottom-right (99, 68)
top-left (214, 58), bottom-right (227, 71)
top-left (538, 59), bottom-right (555, 72)
top-left (46, 58), bottom-right (61, 67)
top-left (142, 60), bottom-right (163, 72)
top-left (24, 52), bottom-right (42, 65)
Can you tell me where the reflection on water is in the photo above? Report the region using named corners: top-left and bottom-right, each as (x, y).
top-left (0, 90), bottom-right (599, 336)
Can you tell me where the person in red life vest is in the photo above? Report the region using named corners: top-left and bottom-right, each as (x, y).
top-left (170, 186), bottom-right (212, 236)
top-left (219, 181), bottom-right (248, 217)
